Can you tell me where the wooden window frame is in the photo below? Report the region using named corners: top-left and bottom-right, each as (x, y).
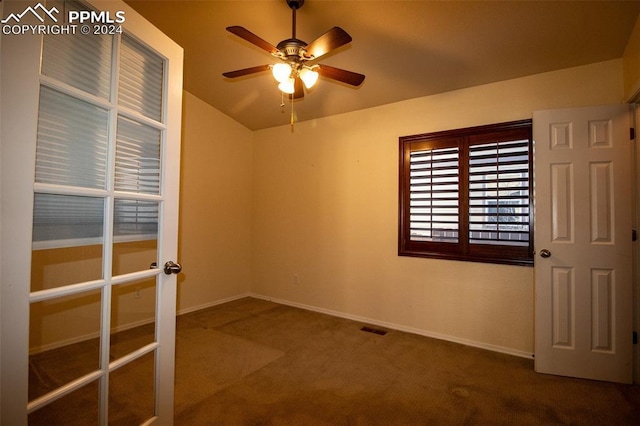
top-left (398, 119), bottom-right (534, 266)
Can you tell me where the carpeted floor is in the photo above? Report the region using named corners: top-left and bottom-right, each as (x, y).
top-left (29, 296), bottom-right (640, 425)
top-left (173, 297), bottom-right (640, 425)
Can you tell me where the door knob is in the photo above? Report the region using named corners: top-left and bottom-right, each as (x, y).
top-left (539, 249), bottom-right (551, 258)
top-left (163, 261), bottom-right (182, 275)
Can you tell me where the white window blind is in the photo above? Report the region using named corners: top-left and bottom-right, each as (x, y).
top-left (35, 86), bottom-right (109, 189)
top-left (114, 200), bottom-right (158, 240)
top-left (119, 34), bottom-right (164, 122)
top-left (115, 116), bottom-right (161, 194)
top-left (41, 31), bottom-right (112, 100)
top-left (41, 0), bottom-right (112, 99)
top-left (409, 146), bottom-right (459, 243)
top-left (32, 194), bottom-right (104, 247)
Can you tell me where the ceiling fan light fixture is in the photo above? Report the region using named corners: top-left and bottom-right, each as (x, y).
top-left (223, 0), bottom-right (365, 107)
top-left (299, 67), bottom-right (319, 89)
top-left (272, 63), bottom-right (292, 83)
top-left (278, 77), bottom-right (296, 94)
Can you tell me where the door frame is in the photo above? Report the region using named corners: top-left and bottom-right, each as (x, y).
top-left (626, 95), bottom-right (640, 386)
top-left (1, 1), bottom-right (41, 422)
top-left (632, 102), bottom-right (640, 385)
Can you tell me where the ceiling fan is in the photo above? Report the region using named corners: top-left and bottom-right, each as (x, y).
top-left (222, 0), bottom-right (365, 99)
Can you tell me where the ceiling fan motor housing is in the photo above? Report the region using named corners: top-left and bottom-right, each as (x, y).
top-left (276, 38), bottom-right (308, 61)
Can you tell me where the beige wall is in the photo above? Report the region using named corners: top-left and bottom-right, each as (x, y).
top-left (250, 59), bottom-right (625, 357)
top-left (177, 92), bottom-right (253, 313)
top-left (624, 14), bottom-right (640, 100)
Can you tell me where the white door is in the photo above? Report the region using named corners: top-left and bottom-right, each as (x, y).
top-left (1, 0), bottom-right (183, 424)
top-left (533, 104), bottom-right (633, 383)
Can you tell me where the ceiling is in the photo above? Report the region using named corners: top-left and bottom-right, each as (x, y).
top-left (124, 1), bottom-right (640, 131)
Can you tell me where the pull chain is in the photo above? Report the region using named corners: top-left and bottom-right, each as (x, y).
top-left (279, 92), bottom-right (295, 130)
top-left (290, 94), bottom-right (295, 130)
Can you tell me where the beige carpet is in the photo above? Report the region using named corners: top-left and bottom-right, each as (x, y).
top-left (28, 296), bottom-right (640, 425)
top-left (174, 297), bottom-right (640, 425)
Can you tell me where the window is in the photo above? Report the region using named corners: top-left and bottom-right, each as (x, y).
top-left (398, 120), bottom-right (533, 266)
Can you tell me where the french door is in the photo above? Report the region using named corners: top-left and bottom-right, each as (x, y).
top-left (1, 0), bottom-right (183, 424)
top-left (533, 104), bottom-right (633, 383)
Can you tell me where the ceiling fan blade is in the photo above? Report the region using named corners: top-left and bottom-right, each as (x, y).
top-left (303, 27), bottom-right (352, 60)
top-left (226, 26), bottom-right (278, 54)
top-left (317, 64), bottom-right (365, 86)
top-left (291, 77), bottom-right (304, 99)
top-left (222, 65), bottom-right (271, 78)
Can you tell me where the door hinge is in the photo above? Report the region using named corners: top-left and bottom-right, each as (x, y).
top-left (631, 128), bottom-right (636, 140)
top-left (633, 229), bottom-right (637, 242)
top-left (634, 331), bottom-right (638, 345)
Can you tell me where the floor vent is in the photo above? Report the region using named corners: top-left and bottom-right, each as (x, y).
top-left (361, 326), bottom-right (387, 336)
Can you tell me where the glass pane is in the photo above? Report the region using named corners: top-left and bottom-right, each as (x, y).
top-left (113, 199), bottom-right (158, 276)
top-left (32, 194), bottom-right (104, 291)
top-left (36, 87), bottom-right (109, 189)
top-left (32, 194), bottom-right (104, 245)
top-left (110, 278), bottom-right (157, 359)
top-left (28, 379), bottom-right (99, 426)
top-left (31, 244), bottom-right (103, 293)
top-left (113, 239), bottom-right (158, 277)
top-left (29, 289), bottom-right (102, 401)
top-left (109, 351), bottom-right (156, 424)
top-left (41, 1), bottom-right (112, 99)
top-left (115, 116), bottom-right (161, 194)
top-left (33, 194), bottom-right (104, 243)
top-left (119, 34), bottom-right (164, 121)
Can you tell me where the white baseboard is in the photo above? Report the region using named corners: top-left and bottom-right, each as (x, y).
top-left (31, 292), bottom-right (533, 360)
top-left (248, 292), bottom-right (534, 360)
top-left (177, 292), bottom-right (252, 316)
